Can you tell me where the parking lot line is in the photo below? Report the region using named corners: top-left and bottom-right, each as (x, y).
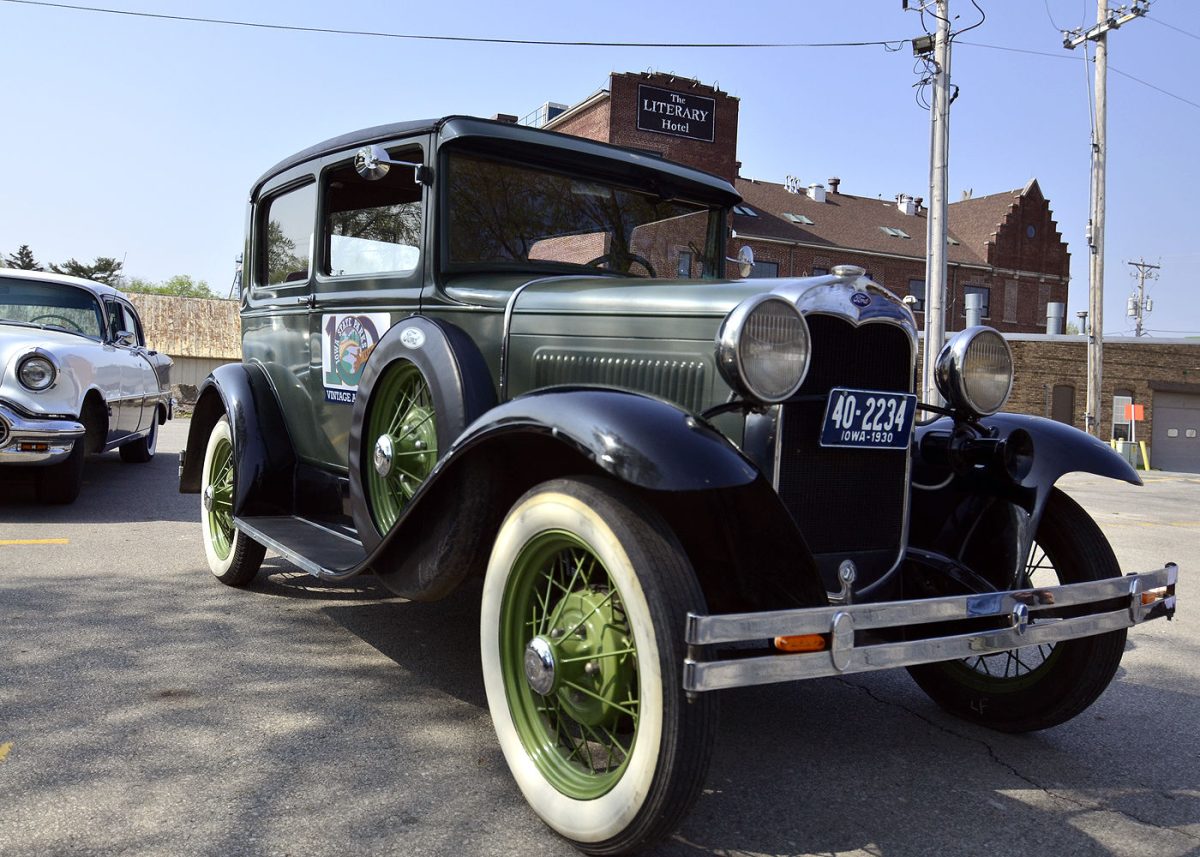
top-left (0, 539), bottom-right (69, 545)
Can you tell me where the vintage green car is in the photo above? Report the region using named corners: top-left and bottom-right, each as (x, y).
top-left (180, 116), bottom-right (1176, 854)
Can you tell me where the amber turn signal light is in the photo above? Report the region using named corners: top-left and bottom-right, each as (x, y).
top-left (773, 634), bottom-right (827, 653)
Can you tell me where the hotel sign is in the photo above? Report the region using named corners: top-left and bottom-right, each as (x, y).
top-left (636, 84), bottom-right (715, 143)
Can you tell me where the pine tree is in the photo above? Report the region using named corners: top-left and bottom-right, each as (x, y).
top-left (4, 244), bottom-right (43, 270)
top-left (50, 256), bottom-right (124, 286)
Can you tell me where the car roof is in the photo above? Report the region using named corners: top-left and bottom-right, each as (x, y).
top-left (252, 115), bottom-right (741, 205)
top-left (0, 267), bottom-right (126, 300)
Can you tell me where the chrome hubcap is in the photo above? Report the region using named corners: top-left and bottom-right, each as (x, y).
top-left (524, 636), bottom-right (557, 696)
top-left (373, 434), bottom-right (394, 478)
top-left (202, 485), bottom-right (214, 511)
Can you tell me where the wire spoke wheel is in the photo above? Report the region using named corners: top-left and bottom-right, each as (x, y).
top-left (364, 360), bottom-right (438, 536)
top-left (501, 532), bottom-right (640, 798)
top-left (200, 416), bottom-right (265, 586)
top-left (206, 432), bottom-right (236, 561)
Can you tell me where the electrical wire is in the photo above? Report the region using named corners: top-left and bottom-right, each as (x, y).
top-left (1145, 16), bottom-right (1200, 42)
top-left (0, 0), bottom-right (909, 50)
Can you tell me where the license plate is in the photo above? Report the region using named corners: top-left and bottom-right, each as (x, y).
top-left (819, 388), bottom-right (917, 449)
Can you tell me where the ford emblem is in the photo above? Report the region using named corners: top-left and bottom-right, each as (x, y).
top-left (850, 292), bottom-right (871, 308)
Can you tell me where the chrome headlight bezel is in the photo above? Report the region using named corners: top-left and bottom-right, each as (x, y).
top-left (17, 353), bottom-right (58, 392)
top-left (716, 294), bottom-right (812, 404)
top-left (934, 326), bottom-right (1014, 416)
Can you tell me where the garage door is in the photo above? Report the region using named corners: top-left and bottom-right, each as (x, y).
top-left (1151, 391), bottom-right (1200, 473)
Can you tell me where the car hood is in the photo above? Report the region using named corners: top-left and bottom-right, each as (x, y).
top-left (0, 323), bottom-right (100, 416)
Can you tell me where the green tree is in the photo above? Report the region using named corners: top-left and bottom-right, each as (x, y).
top-left (50, 256), bottom-right (124, 286)
top-left (4, 244), bottom-right (43, 270)
top-left (123, 274), bottom-right (217, 298)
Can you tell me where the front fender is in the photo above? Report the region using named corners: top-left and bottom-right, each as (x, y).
top-left (178, 363), bottom-right (296, 517)
top-left (366, 388), bottom-right (825, 610)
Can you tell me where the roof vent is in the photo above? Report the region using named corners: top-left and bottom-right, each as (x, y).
top-left (807, 183), bottom-right (826, 203)
top-left (828, 177), bottom-right (841, 194)
top-left (784, 175), bottom-right (803, 194)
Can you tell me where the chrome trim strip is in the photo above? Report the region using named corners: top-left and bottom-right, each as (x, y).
top-left (682, 564), bottom-right (1177, 692)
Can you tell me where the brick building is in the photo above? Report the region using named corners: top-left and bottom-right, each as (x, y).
top-left (521, 71), bottom-right (1200, 470)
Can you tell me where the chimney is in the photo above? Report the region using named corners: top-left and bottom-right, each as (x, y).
top-left (807, 183), bottom-right (826, 203)
top-left (828, 177), bottom-right (841, 195)
top-left (897, 194), bottom-right (917, 216)
top-left (915, 197), bottom-right (924, 209)
top-left (491, 113), bottom-right (518, 124)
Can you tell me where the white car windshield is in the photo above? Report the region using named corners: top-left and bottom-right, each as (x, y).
top-left (0, 279), bottom-right (105, 340)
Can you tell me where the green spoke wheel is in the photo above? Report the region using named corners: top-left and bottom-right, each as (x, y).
top-left (482, 478), bottom-right (716, 854)
top-left (200, 416), bottom-right (264, 586)
top-left (907, 488), bottom-right (1127, 732)
top-left (363, 360), bottom-right (438, 536)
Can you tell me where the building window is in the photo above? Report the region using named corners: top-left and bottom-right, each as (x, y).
top-left (677, 250), bottom-right (693, 278)
top-left (749, 260), bottom-right (779, 278)
top-left (879, 226), bottom-right (910, 239)
top-left (1051, 384), bottom-right (1075, 426)
top-left (908, 278), bottom-right (926, 312)
top-left (1003, 280), bottom-right (1018, 323)
top-left (963, 285), bottom-right (990, 318)
top-left (784, 213), bottom-right (814, 225)
top-left (811, 266), bottom-right (829, 276)
top-left (733, 205), bottom-right (758, 217)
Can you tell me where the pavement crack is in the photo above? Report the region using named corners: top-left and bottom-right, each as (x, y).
top-left (835, 677), bottom-right (1200, 842)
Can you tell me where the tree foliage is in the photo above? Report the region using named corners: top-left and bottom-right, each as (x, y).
top-left (4, 244), bottom-right (43, 270)
top-left (50, 256), bottom-right (125, 286)
top-left (123, 274), bottom-right (217, 298)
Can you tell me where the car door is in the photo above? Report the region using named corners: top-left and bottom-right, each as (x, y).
top-left (103, 299), bottom-right (151, 437)
top-left (115, 299), bottom-right (158, 432)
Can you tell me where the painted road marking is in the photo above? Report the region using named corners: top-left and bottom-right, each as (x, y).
top-left (0, 539), bottom-right (69, 545)
top-left (0, 743), bottom-right (11, 762)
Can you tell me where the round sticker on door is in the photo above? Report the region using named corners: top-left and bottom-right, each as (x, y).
top-left (400, 326), bottom-right (426, 349)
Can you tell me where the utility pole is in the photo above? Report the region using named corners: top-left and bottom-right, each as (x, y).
top-left (1126, 258), bottom-right (1159, 336)
top-left (916, 0), bottom-right (951, 408)
top-left (1064, 0), bottom-right (1149, 435)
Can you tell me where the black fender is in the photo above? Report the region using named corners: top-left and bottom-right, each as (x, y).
top-left (908, 413), bottom-right (1139, 589)
top-left (178, 363), bottom-right (297, 518)
top-left (364, 387), bottom-right (828, 612)
top-left (349, 315), bottom-right (496, 549)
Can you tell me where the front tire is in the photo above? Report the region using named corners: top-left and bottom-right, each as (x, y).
top-left (36, 437), bottom-right (85, 504)
top-left (200, 416), bottom-right (265, 586)
top-left (481, 478), bottom-right (716, 855)
top-left (907, 488), bottom-right (1127, 732)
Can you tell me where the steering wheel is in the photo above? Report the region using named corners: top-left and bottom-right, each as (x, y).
top-left (30, 313), bottom-right (85, 333)
top-left (586, 253), bottom-right (658, 278)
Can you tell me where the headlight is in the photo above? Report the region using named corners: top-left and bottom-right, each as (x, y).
top-left (716, 295), bottom-right (811, 403)
top-left (935, 326), bottom-right (1013, 416)
top-left (17, 355), bottom-right (57, 391)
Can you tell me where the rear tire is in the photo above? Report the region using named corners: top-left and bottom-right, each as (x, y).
top-left (36, 437), bottom-right (85, 504)
top-left (119, 414), bottom-right (158, 463)
top-left (481, 478), bottom-right (716, 854)
top-left (907, 489), bottom-right (1127, 732)
top-left (200, 416), bottom-right (265, 586)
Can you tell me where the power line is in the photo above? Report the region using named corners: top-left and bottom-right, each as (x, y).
top-left (1107, 64), bottom-right (1200, 110)
top-left (1145, 15), bottom-right (1200, 41)
top-left (0, 0), bottom-right (907, 49)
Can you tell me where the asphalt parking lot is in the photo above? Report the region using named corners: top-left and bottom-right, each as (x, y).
top-left (0, 419), bottom-right (1195, 857)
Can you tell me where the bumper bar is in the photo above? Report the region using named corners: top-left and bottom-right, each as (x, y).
top-left (0, 403), bottom-right (84, 465)
top-left (683, 564), bottom-right (1177, 692)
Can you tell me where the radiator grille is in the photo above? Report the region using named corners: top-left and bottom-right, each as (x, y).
top-left (533, 350), bottom-right (706, 412)
top-left (776, 315), bottom-right (913, 574)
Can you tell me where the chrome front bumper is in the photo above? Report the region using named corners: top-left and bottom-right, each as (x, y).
top-left (683, 564), bottom-right (1178, 692)
top-left (0, 403), bottom-right (84, 465)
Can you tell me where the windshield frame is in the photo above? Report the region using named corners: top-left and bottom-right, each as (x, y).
top-left (0, 278), bottom-right (106, 341)
top-left (436, 145), bottom-right (727, 281)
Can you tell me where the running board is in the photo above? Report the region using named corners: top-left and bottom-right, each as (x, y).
top-left (234, 515), bottom-right (366, 580)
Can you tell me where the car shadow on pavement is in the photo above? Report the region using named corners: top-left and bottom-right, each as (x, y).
top-left (0, 450), bottom-right (193, 523)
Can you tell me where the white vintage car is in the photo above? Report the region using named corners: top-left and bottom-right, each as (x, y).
top-left (0, 268), bottom-right (173, 503)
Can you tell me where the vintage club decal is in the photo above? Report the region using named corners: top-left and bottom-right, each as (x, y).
top-left (322, 313), bottom-right (391, 403)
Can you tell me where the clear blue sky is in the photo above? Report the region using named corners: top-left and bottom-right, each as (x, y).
top-left (1, 0), bottom-right (1196, 336)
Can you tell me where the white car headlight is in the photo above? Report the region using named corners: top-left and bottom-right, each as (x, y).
top-left (716, 295), bottom-right (811, 403)
top-left (18, 354), bottom-right (57, 391)
top-left (935, 326), bottom-right (1013, 416)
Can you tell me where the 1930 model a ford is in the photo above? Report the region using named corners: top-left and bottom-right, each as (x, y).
top-left (180, 116), bottom-right (1177, 854)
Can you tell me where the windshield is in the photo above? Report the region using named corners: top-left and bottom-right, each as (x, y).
top-left (0, 279), bottom-right (105, 340)
top-left (445, 152), bottom-right (722, 279)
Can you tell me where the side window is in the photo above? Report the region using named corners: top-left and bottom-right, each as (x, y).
top-left (259, 182), bottom-right (317, 289)
top-left (322, 146), bottom-right (422, 278)
top-left (118, 303), bottom-right (144, 345)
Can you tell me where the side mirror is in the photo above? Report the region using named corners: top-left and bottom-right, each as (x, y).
top-left (353, 145), bottom-right (431, 185)
top-left (736, 245), bottom-right (755, 278)
top-left (116, 330), bottom-right (136, 347)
